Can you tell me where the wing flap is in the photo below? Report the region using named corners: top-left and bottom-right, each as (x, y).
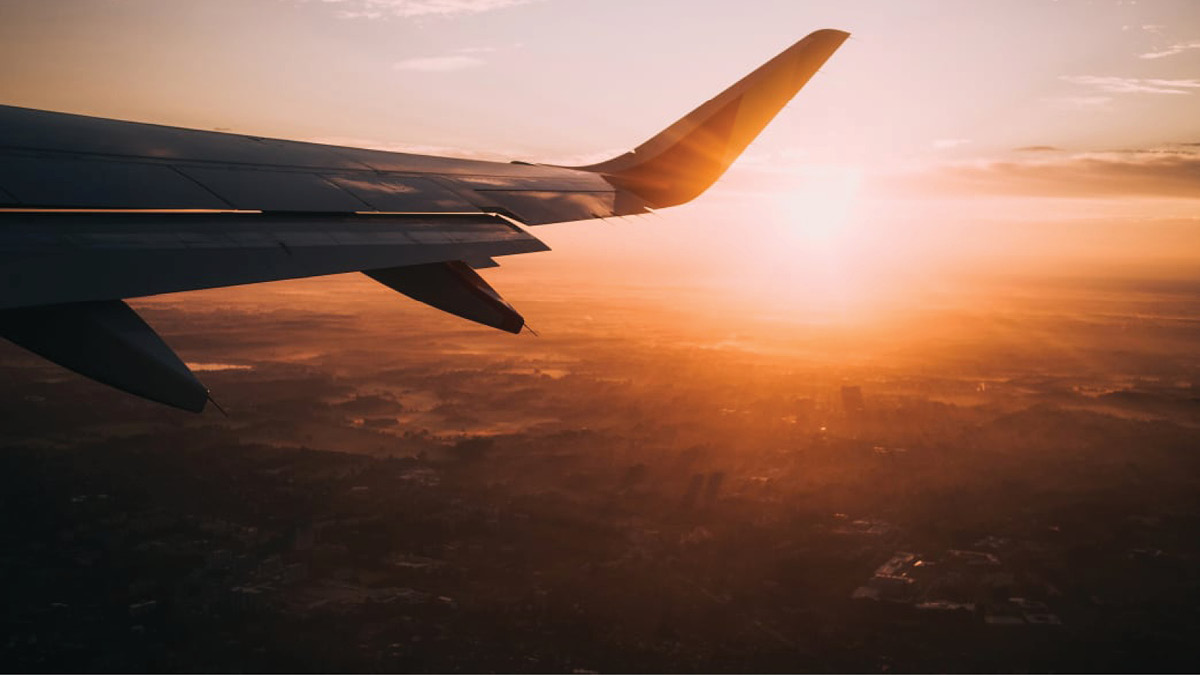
top-left (0, 212), bottom-right (549, 309)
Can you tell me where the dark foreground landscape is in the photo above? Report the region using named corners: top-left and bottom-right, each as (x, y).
top-left (1, 269), bottom-right (1199, 672)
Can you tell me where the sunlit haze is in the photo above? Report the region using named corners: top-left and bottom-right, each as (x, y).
top-left (3, 0), bottom-right (1198, 330)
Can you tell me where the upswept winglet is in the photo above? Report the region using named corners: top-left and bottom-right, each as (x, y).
top-left (572, 29), bottom-right (850, 209)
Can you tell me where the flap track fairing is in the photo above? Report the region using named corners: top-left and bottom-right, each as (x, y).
top-left (0, 300), bottom-right (208, 412)
top-left (364, 261), bottom-right (524, 334)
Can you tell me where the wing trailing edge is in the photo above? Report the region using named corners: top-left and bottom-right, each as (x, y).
top-left (0, 212), bottom-right (547, 311)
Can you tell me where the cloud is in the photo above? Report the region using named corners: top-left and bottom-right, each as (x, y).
top-left (932, 138), bottom-right (971, 150)
top-left (1139, 41), bottom-right (1200, 59)
top-left (319, 0), bottom-right (543, 19)
top-left (1047, 95), bottom-right (1113, 110)
top-left (534, 148), bottom-right (626, 166)
top-left (393, 55), bottom-right (485, 71)
top-left (1014, 146), bottom-right (1064, 153)
top-left (888, 148), bottom-right (1200, 200)
top-left (1060, 75), bottom-right (1200, 95)
top-left (390, 45), bottom-right (513, 71)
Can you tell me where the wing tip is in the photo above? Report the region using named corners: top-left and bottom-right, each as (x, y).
top-left (572, 27), bottom-right (852, 209)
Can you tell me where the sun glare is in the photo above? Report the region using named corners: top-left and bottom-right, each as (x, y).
top-left (722, 164), bottom-right (870, 320)
top-left (777, 165), bottom-right (864, 243)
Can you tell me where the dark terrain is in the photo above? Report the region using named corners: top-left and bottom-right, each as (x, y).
top-left (1, 271), bottom-right (1198, 672)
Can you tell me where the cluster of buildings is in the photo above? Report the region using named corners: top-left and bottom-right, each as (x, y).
top-left (852, 548), bottom-right (1062, 627)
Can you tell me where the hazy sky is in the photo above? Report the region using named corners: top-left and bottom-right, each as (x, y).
top-left (3, 0), bottom-right (1197, 156)
top-left (2, 0), bottom-right (1198, 316)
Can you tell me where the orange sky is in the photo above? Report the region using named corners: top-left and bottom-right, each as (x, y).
top-left (2, 0), bottom-right (1198, 320)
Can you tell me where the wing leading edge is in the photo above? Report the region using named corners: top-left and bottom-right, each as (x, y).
top-left (0, 29), bottom-right (849, 410)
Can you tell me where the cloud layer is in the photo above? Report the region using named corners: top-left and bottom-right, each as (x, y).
top-left (393, 55), bottom-right (485, 71)
top-left (320, 0), bottom-right (541, 19)
top-left (908, 148), bottom-right (1200, 200)
top-left (1060, 75), bottom-right (1200, 95)
top-left (1139, 41), bottom-right (1200, 60)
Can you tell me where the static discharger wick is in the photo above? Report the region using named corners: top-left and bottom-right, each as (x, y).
top-left (207, 393), bottom-right (229, 417)
top-left (523, 324), bottom-right (540, 337)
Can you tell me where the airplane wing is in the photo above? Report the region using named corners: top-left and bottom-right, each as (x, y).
top-left (0, 29), bottom-right (849, 411)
